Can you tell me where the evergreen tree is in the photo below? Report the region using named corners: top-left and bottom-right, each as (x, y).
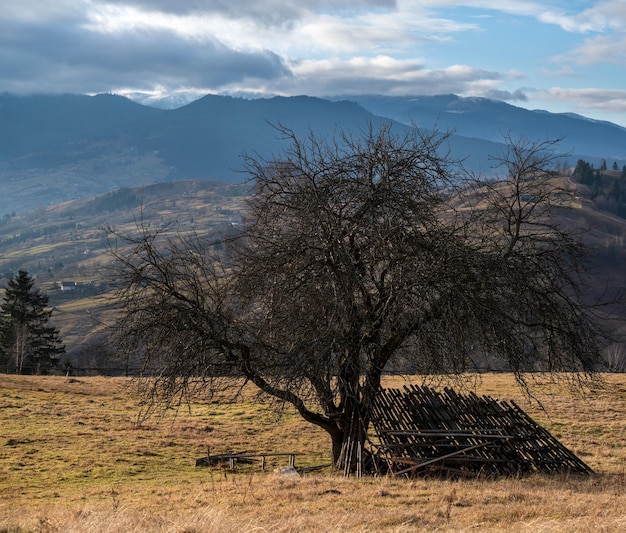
top-left (572, 159), bottom-right (594, 185)
top-left (591, 175), bottom-right (603, 199)
top-left (0, 270), bottom-right (64, 374)
top-left (609, 178), bottom-right (623, 202)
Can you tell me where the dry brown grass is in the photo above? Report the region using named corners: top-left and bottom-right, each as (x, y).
top-left (1, 374), bottom-right (626, 532)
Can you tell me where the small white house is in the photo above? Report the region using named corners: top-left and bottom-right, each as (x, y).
top-left (59, 281), bottom-right (78, 292)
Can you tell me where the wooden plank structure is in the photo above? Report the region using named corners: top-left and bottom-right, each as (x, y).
top-left (196, 450), bottom-right (305, 470)
top-left (369, 385), bottom-right (593, 477)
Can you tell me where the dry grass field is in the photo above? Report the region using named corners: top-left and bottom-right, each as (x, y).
top-left (1, 373), bottom-right (626, 532)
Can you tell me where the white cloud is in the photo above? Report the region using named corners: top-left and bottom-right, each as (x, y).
top-left (79, 1), bottom-right (473, 60)
top-left (3, 0), bottom-right (88, 21)
top-left (99, 0), bottom-right (397, 18)
top-left (0, 8), bottom-right (289, 95)
top-left (540, 65), bottom-right (581, 78)
top-left (252, 56), bottom-right (505, 97)
top-left (1, 0), bottom-right (626, 125)
top-left (557, 35), bottom-right (626, 66)
top-left (533, 87), bottom-right (626, 113)
top-left (539, 1), bottom-right (626, 33)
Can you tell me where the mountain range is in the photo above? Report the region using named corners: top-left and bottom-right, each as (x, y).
top-left (1, 92), bottom-right (626, 215)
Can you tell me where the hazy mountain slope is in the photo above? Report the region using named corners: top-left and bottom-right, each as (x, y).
top-left (0, 94), bottom-right (399, 214)
top-left (0, 93), bottom-right (164, 159)
top-left (348, 95), bottom-right (626, 163)
top-left (144, 94), bottom-right (390, 180)
top-left (2, 92), bottom-right (626, 217)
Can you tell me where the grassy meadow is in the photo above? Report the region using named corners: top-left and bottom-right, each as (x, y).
top-left (1, 373), bottom-right (626, 532)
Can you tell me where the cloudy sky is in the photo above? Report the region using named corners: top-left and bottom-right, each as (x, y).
top-left (2, 1), bottom-right (626, 125)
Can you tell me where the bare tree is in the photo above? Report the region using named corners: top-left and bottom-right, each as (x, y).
top-left (603, 343), bottom-right (626, 372)
top-left (107, 125), bottom-right (605, 473)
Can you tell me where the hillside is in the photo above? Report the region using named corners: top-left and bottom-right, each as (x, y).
top-left (0, 170), bottom-right (624, 369)
top-left (0, 179), bottom-right (249, 361)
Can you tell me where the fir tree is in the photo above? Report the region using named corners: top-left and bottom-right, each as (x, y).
top-left (572, 159), bottom-right (595, 185)
top-left (0, 270), bottom-right (64, 374)
top-left (610, 178), bottom-right (623, 202)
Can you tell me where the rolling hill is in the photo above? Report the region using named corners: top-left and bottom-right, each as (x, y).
top-left (0, 179), bottom-right (249, 360)
top-left (0, 171), bottom-right (624, 367)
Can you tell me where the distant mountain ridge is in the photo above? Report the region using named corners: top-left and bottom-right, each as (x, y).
top-left (0, 93), bottom-right (394, 215)
top-left (1, 92), bottom-right (625, 215)
top-left (0, 93), bottom-right (163, 158)
top-left (345, 94), bottom-right (626, 161)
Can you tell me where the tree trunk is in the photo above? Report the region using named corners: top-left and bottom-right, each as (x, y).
top-left (330, 368), bottom-right (383, 476)
top-left (331, 402), bottom-right (370, 477)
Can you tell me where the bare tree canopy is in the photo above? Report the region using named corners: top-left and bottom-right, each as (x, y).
top-left (107, 124), bottom-right (606, 473)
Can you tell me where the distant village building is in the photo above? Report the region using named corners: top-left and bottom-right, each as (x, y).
top-left (59, 281), bottom-right (78, 292)
top-left (57, 280), bottom-right (100, 294)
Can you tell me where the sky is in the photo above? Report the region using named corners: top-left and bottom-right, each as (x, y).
top-left (2, 1), bottom-right (626, 126)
